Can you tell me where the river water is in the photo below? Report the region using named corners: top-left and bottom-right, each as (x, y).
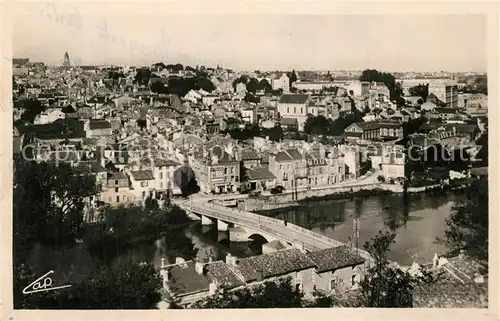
top-left (124, 191), bottom-right (460, 268)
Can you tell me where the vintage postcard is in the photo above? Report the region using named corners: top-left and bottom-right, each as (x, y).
top-left (1, 1), bottom-right (498, 321)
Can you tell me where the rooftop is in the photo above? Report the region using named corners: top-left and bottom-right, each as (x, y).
top-left (235, 248), bottom-right (316, 282)
top-left (129, 170), bottom-right (155, 181)
top-left (279, 94), bottom-right (309, 104)
top-left (306, 246), bottom-right (366, 273)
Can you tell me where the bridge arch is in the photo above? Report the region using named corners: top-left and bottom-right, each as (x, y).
top-left (248, 233), bottom-right (270, 244)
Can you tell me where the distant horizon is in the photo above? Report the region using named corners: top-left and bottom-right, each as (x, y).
top-left (13, 5), bottom-right (487, 73)
top-left (12, 58), bottom-right (487, 75)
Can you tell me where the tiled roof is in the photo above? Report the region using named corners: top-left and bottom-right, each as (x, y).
top-left (274, 151), bottom-right (293, 162)
top-left (206, 261), bottom-right (244, 289)
top-left (241, 149), bottom-right (260, 160)
top-left (280, 118), bottom-right (298, 126)
top-left (89, 120), bottom-right (112, 130)
top-left (246, 166), bottom-right (276, 181)
top-left (306, 246), bottom-right (366, 273)
top-left (286, 149), bottom-right (303, 160)
top-left (351, 122), bottom-right (381, 131)
top-left (167, 261), bottom-right (210, 296)
top-left (130, 170), bottom-right (154, 181)
top-left (279, 94), bottom-right (309, 104)
top-left (413, 281), bottom-right (488, 308)
top-left (155, 159), bottom-right (181, 168)
top-left (235, 248), bottom-right (316, 282)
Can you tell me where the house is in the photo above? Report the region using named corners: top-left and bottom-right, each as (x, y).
top-left (100, 171), bottom-right (136, 207)
top-left (344, 122), bottom-right (381, 141)
top-left (379, 122), bottom-right (404, 140)
top-left (412, 251), bottom-right (487, 308)
top-left (245, 166), bottom-right (276, 191)
top-left (421, 101), bottom-right (437, 112)
top-left (34, 108), bottom-right (65, 125)
top-left (128, 169), bottom-right (155, 201)
top-left (306, 246), bottom-right (366, 294)
top-left (380, 145), bottom-right (406, 180)
top-left (240, 149), bottom-right (262, 169)
top-left (191, 151), bottom-right (241, 194)
top-left (271, 73), bottom-right (290, 92)
top-left (241, 108), bottom-right (257, 124)
top-left (152, 158), bottom-right (181, 195)
top-left (232, 248), bottom-right (317, 296)
top-left (86, 119), bottom-right (112, 137)
top-left (277, 94), bottom-right (310, 131)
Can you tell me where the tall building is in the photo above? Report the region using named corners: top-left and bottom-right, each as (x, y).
top-left (429, 83), bottom-right (458, 108)
top-left (63, 52), bottom-right (71, 67)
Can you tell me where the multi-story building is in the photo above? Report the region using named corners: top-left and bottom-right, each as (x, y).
top-left (190, 152), bottom-right (241, 194)
top-left (271, 73), bottom-right (290, 92)
top-left (429, 83), bottom-right (458, 108)
top-left (277, 94), bottom-right (310, 131)
top-left (127, 169), bottom-right (155, 201)
top-left (100, 171), bottom-right (137, 207)
top-left (381, 145), bottom-right (406, 180)
top-left (152, 158), bottom-right (181, 194)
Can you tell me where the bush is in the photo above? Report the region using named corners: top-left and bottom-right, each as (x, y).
top-left (377, 175), bottom-right (386, 183)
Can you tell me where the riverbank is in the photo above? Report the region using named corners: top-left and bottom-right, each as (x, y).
top-left (242, 180), bottom-right (470, 212)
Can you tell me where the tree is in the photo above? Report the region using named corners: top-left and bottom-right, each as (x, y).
top-left (304, 115), bottom-right (331, 135)
top-left (13, 157), bottom-right (100, 259)
top-left (16, 99), bottom-right (46, 124)
top-left (191, 277), bottom-right (304, 308)
top-left (259, 78), bottom-right (273, 93)
top-left (246, 78), bottom-right (260, 94)
top-left (288, 70), bottom-right (298, 89)
top-left (358, 231), bottom-right (435, 307)
top-left (437, 178), bottom-right (488, 264)
top-left (409, 84), bottom-right (429, 101)
top-left (196, 77), bottom-right (216, 92)
top-left (15, 260), bottom-right (163, 309)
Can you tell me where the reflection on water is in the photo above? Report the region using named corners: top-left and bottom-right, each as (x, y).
top-left (122, 192), bottom-right (460, 267)
top-left (262, 192), bottom-right (459, 265)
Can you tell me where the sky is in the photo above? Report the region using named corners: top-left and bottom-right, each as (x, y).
top-left (13, 4), bottom-right (487, 72)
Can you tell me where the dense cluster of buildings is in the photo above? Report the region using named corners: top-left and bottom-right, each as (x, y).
top-left (11, 54), bottom-right (488, 309)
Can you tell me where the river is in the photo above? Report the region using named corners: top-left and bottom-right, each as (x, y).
top-left (122, 191), bottom-right (460, 267)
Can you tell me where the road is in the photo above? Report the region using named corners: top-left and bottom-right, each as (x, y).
top-left (174, 197), bottom-right (372, 260)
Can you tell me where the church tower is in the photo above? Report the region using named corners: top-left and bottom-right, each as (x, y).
top-left (63, 52), bottom-right (71, 67)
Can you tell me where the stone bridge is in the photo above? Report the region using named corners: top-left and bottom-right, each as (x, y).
top-left (176, 199), bottom-right (372, 261)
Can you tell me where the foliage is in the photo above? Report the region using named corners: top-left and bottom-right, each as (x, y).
top-left (224, 123), bottom-right (283, 142)
top-left (288, 70), bottom-right (298, 88)
top-left (303, 112), bottom-right (364, 136)
top-left (16, 99), bottom-right (46, 124)
top-left (438, 178), bottom-right (488, 264)
top-left (460, 76), bottom-right (487, 95)
top-left (13, 157), bottom-right (100, 259)
top-left (359, 69), bottom-right (405, 105)
top-left (191, 277), bottom-right (304, 308)
top-left (15, 260), bottom-right (162, 309)
top-left (408, 84), bottom-right (429, 101)
top-left (358, 231), bottom-right (436, 307)
top-left (377, 175), bottom-right (385, 183)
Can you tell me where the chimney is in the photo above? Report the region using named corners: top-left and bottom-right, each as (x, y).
top-left (432, 253), bottom-right (439, 268)
top-left (209, 280), bottom-right (218, 295)
top-left (225, 253), bottom-right (237, 267)
top-left (195, 261), bottom-right (204, 275)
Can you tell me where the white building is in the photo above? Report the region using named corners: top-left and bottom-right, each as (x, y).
top-left (271, 73), bottom-right (290, 92)
top-left (34, 108), bottom-right (65, 124)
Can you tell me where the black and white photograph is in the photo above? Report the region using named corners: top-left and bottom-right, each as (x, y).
top-left (4, 1), bottom-right (496, 316)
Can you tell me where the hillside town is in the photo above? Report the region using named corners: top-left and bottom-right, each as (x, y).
top-left (12, 53), bottom-right (488, 309)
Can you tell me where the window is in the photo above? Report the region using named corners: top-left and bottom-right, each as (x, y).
top-left (301, 107), bottom-right (303, 114)
top-left (116, 195), bottom-right (120, 202)
top-left (160, 172), bottom-right (163, 179)
top-left (115, 179), bottom-right (118, 185)
top-left (279, 164), bottom-right (282, 170)
top-left (141, 181), bottom-right (148, 187)
top-left (294, 107), bottom-right (296, 114)
top-left (115, 188), bottom-right (118, 193)
top-left (330, 279), bottom-right (337, 291)
top-left (352, 275), bottom-right (356, 286)
top-left (287, 107), bottom-right (290, 114)
top-left (295, 283), bottom-right (302, 292)
top-left (142, 191), bottom-right (146, 199)
top-left (231, 167), bottom-right (234, 174)
top-left (224, 168), bottom-right (227, 174)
